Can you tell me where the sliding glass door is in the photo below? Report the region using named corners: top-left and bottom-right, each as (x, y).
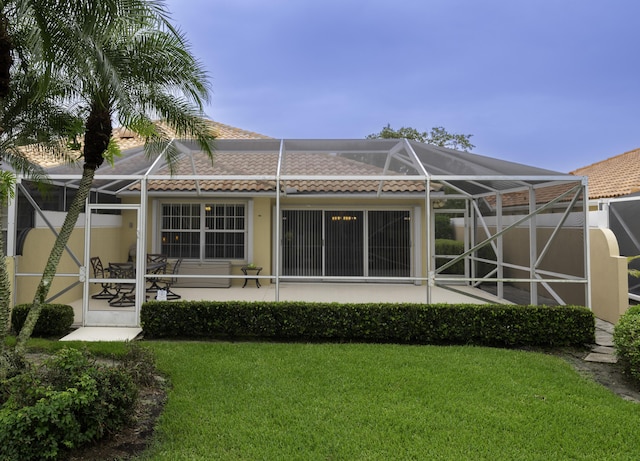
top-left (368, 210), bottom-right (410, 277)
top-left (325, 211), bottom-right (364, 276)
top-left (282, 209), bottom-right (411, 279)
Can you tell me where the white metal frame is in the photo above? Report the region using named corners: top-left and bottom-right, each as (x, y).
top-left (9, 138), bottom-right (591, 314)
top-left (83, 202), bottom-right (143, 327)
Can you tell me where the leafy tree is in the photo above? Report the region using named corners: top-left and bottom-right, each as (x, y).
top-left (0, 3), bottom-right (91, 353)
top-left (14, 2), bottom-right (214, 353)
top-left (367, 124), bottom-right (475, 151)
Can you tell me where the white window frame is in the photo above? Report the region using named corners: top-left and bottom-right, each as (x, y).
top-left (156, 199), bottom-right (251, 262)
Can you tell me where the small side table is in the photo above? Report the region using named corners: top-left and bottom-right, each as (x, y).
top-left (241, 266), bottom-right (262, 288)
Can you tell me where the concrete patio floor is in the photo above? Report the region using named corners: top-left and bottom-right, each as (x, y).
top-left (63, 283), bottom-right (505, 341)
top-left (68, 282), bottom-right (508, 329)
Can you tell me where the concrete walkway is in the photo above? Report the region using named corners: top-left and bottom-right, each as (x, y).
top-left (60, 327), bottom-right (142, 342)
top-left (584, 318), bottom-right (617, 363)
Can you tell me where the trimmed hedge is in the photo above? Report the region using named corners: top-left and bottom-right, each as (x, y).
top-left (435, 239), bottom-right (496, 276)
top-left (11, 303), bottom-right (74, 337)
top-left (613, 305), bottom-right (640, 382)
top-left (141, 301), bottom-right (594, 347)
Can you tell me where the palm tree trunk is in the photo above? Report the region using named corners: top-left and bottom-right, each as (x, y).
top-left (0, 227), bottom-right (11, 346)
top-left (14, 101), bottom-right (110, 355)
top-left (14, 168), bottom-right (95, 355)
top-left (0, 13), bottom-right (13, 99)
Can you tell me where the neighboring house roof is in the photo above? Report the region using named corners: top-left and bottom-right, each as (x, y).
top-left (114, 120), bottom-right (271, 150)
top-left (20, 120), bottom-right (270, 169)
top-left (570, 148), bottom-right (640, 199)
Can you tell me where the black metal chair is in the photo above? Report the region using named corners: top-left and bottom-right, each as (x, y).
top-left (146, 254), bottom-right (168, 292)
top-left (155, 258), bottom-right (183, 300)
top-left (108, 262), bottom-right (136, 307)
top-left (89, 256), bottom-right (117, 300)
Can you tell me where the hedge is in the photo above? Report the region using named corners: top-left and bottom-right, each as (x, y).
top-left (613, 305), bottom-right (640, 382)
top-left (141, 301), bottom-right (594, 347)
top-left (10, 303), bottom-right (74, 337)
top-left (435, 239), bottom-right (496, 276)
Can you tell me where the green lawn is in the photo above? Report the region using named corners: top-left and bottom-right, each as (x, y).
top-left (133, 342), bottom-right (640, 461)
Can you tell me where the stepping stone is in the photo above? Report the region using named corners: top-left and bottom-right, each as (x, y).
top-left (584, 352), bottom-right (618, 364)
top-left (595, 332), bottom-right (614, 347)
top-left (591, 345), bottom-right (616, 355)
top-left (595, 319), bottom-right (615, 334)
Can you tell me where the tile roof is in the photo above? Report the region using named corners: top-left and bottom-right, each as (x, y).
top-left (142, 150), bottom-right (425, 194)
top-left (570, 148), bottom-right (640, 199)
top-left (21, 120), bottom-right (271, 168)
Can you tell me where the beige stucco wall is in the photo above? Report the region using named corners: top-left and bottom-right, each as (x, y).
top-left (454, 222), bottom-right (629, 321)
top-left (589, 227), bottom-right (628, 323)
top-left (15, 220), bottom-right (123, 306)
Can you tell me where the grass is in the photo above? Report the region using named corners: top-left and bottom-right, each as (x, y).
top-left (9, 337), bottom-right (640, 459)
top-left (127, 342), bottom-right (640, 461)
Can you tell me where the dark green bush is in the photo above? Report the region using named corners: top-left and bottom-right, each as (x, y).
top-left (10, 303), bottom-right (74, 337)
top-left (435, 215), bottom-right (454, 240)
top-left (141, 300), bottom-right (594, 347)
top-left (435, 239), bottom-right (496, 277)
top-left (614, 306), bottom-right (640, 383)
top-left (0, 348), bottom-right (138, 461)
top-left (435, 239), bottom-right (465, 274)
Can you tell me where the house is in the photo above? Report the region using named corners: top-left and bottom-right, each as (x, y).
top-left (571, 147), bottom-right (640, 199)
top-left (6, 121), bottom-right (591, 327)
top-left (571, 148), bottom-right (640, 308)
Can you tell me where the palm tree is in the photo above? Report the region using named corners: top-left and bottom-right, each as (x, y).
top-left (0, 1), bottom-right (155, 356)
top-left (15, 3), bottom-right (214, 352)
top-left (0, 46), bottom-right (85, 350)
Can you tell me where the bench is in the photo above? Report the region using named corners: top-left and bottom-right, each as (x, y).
top-left (172, 260), bottom-right (231, 288)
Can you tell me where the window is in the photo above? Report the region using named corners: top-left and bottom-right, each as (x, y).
top-left (160, 203), bottom-right (246, 259)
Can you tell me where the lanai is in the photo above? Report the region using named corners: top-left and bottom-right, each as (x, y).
top-left (8, 137), bottom-right (589, 327)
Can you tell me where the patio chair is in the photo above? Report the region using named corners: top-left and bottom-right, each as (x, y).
top-left (89, 256), bottom-right (117, 300)
top-left (155, 258), bottom-right (183, 300)
top-left (108, 262), bottom-right (136, 307)
top-left (146, 254), bottom-right (168, 292)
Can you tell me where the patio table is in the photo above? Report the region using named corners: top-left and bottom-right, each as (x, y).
top-left (241, 265), bottom-right (262, 288)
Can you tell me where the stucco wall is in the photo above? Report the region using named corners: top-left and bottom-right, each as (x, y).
top-left (589, 228), bottom-right (628, 323)
top-left (497, 227), bottom-right (586, 306)
top-left (454, 222), bottom-right (629, 320)
top-left (15, 217), bottom-right (122, 305)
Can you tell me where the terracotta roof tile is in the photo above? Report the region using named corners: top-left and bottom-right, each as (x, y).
top-left (142, 150), bottom-right (424, 194)
top-left (570, 148), bottom-right (640, 199)
top-left (21, 120), bottom-right (270, 168)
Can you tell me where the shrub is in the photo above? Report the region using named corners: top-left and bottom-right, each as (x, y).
top-left (10, 303), bottom-right (74, 337)
top-left (435, 214), bottom-right (454, 240)
top-left (0, 348), bottom-right (138, 461)
top-left (141, 300), bottom-right (594, 347)
top-left (435, 239), bottom-right (465, 274)
top-left (435, 239), bottom-right (497, 277)
top-left (614, 305), bottom-right (640, 383)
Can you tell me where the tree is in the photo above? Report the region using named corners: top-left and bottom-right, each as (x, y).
top-left (0, 5), bottom-right (91, 353)
top-left (14, 2), bottom-right (214, 353)
top-left (367, 124), bottom-right (475, 151)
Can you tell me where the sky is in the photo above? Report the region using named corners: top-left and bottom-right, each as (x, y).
top-left (163, 0), bottom-right (640, 173)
